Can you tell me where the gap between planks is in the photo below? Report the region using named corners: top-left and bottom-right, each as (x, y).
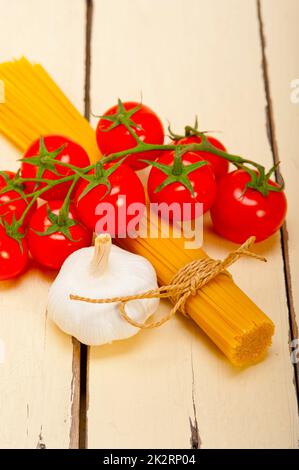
top-left (256, 0), bottom-right (299, 400)
top-left (68, 0), bottom-right (93, 449)
top-left (77, 0), bottom-right (94, 449)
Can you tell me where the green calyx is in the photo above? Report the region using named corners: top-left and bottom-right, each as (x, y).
top-left (20, 136), bottom-right (66, 181)
top-left (33, 205), bottom-right (79, 242)
top-left (168, 116), bottom-right (209, 141)
top-left (0, 215), bottom-right (25, 251)
top-left (99, 99), bottom-right (143, 134)
top-left (0, 170), bottom-right (27, 200)
top-left (240, 163), bottom-right (284, 197)
top-left (78, 157), bottom-right (125, 201)
top-left (143, 147), bottom-right (208, 196)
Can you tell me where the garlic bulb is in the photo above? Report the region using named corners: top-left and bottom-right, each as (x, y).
top-left (47, 234), bottom-right (159, 345)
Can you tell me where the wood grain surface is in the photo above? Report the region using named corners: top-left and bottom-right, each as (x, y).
top-left (0, 0), bottom-right (298, 449)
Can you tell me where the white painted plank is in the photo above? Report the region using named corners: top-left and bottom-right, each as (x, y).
top-left (261, 0), bottom-right (299, 371)
top-left (88, 0), bottom-right (298, 448)
top-left (0, 0), bottom-right (85, 448)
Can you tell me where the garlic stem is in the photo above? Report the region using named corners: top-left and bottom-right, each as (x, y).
top-left (90, 234), bottom-right (112, 277)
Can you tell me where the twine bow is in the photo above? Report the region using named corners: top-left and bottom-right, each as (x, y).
top-left (70, 236), bottom-right (266, 329)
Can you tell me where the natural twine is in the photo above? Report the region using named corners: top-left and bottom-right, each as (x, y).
top-left (70, 236), bottom-right (266, 329)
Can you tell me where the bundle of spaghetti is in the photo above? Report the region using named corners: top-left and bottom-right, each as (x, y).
top-left (117, 213), bottom-right (274, 366)
top-left (0, 58), bottom-right (274, 366)
top-left (0, 57), bottom-right (100, 160)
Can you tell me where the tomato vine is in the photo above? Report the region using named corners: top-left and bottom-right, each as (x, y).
top-left (0, 99), bottom-right (284, 244)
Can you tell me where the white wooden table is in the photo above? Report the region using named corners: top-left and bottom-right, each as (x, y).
top-left (0, 0), bottom-right (298, 449)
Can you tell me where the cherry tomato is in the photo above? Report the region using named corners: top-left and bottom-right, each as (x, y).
top-left (0, 171), bottom-right (37, 225)
top-left (21, 135), bottom-right (90, 201)
top-left (210, 169), bottom-right (287, 243)
top-left (96, 101), bottom-right (164, 171)
top-left (75, 163), bottom-right (146, 237)
top-left (0, 225), bottom-right (29, 280)
top-left (27, 200), bottom-right (92, 270)
top-left (173, 135), bottom-right (228, 181)
top-left (147, 151), bottom-right (216, 221)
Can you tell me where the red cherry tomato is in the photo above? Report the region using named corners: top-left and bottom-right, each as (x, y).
top-left (96, 101), bottom-right (164, 171)
top-left (27, 200), bottom-right (92, 270)
top-left (21, 135), bottom-right (90, 201)
top-left (0, 225), bottom-right (29, 280)
top-left (173, 135), bottom-right (228, 181)
top-left (75, 163), bottom-right (145, 237)
top-left (0, 171), bottom-right (37, 225)
top-left (210, 169), bottom-right (287, 243)
top-left (147, 151), bottom-right (216, 221)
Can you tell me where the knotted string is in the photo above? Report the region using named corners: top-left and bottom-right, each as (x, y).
top-left (70, 236), bottom-right (266, 329)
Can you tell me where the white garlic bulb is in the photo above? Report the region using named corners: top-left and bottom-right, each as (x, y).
top-left (48, 234), bottom-right (159, 345)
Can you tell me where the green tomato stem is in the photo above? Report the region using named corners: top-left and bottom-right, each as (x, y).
top-left (172, 148), bottom-right (183, 176)
top-left (51, 161), bottom-right (94, 173)
top-left (16, 174), bottom-right (76, 227)
top-left (102, 139), bottom-right (263, 172)
top-left (57, 175), bottom-right (80, 226)
top-left (100, 115), bottom-right (262, 169)
top-left (102, 143), bottom-right (174, 164)
top-left (95, 162), bottom-right (104, 179)
top-left (118, 115), bottom-right (142, 143)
